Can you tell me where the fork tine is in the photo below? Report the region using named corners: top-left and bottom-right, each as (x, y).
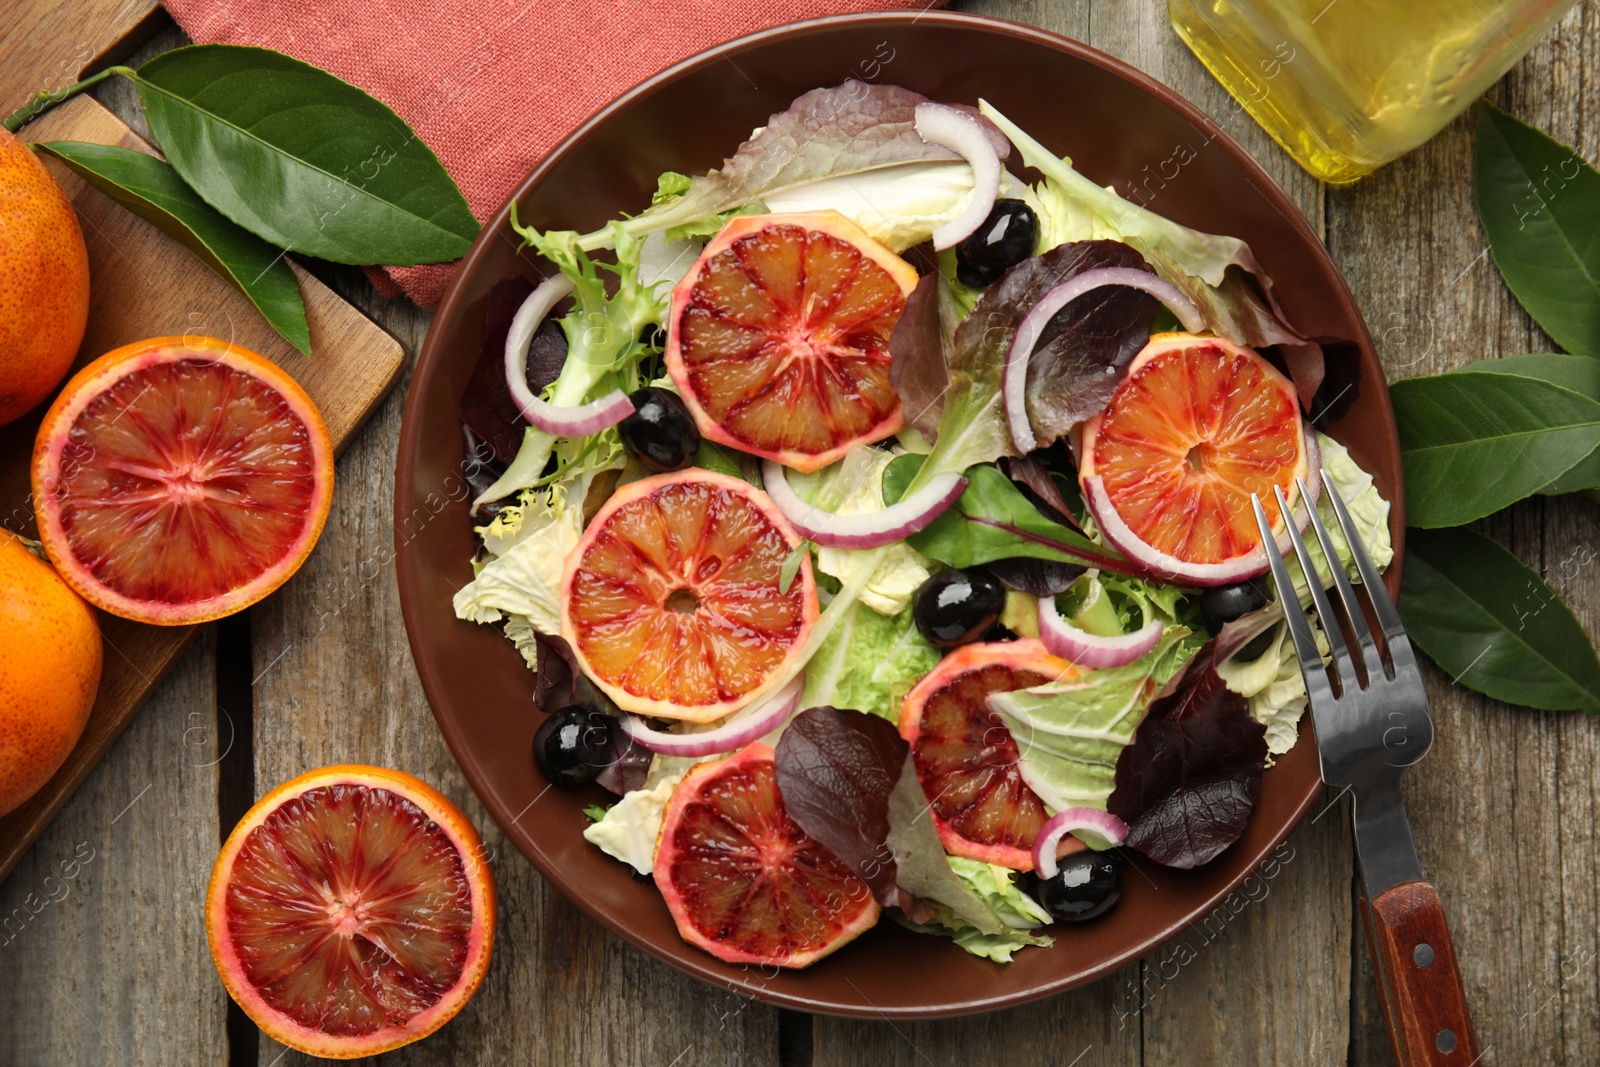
top-left (1273, 485), bottom-right (1358, 692)
top-left (1251, 494), bottom-right (1334, 704)
top-left (1320, 470), bottom-right (1405, 640)
top-left (1297, 477), bottom-right (1385, 684)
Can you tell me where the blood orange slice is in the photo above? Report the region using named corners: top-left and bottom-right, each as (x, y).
top-left (899, 640), bottom-right (1078, 870)
top-left (654, 742), bottom-right (879, 968)
top-left (560, 468), bottom-right (817, 723)
top-left (664, 211), bottom-right (918, 473)
top-left (31, 336), bottom-right (334, 625)
top-left (1078, 333), bottom-right (1310, 586)
top-left (205, 765), bottom-right (495, 1060)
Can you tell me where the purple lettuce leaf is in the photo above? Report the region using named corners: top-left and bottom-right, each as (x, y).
top-left (889, 271), bottom-right (955, 441)
top-left (533, 631), bottom-right (621, 719)
top-left (986, 557), bottom-right (1086, 597)
top-left (1106, 645), bottom-right (1268, 869)
top-left (583, 81), bottom-right (1002, 250)
top-left (774, 706), bottom-right (912, 909)
top-left (458, 275), bottom-right (568, 464)
top-left (1018, 243), bottom-right (1161, 446)
top-left (595, 718), bottom-right (653, 796)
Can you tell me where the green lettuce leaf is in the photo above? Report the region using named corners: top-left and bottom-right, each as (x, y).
top-left (893, 858), bottom-right (1053, 963)
top-left (980, 101), bottom-right (1304, 355)
top-left (989, 628), bottom-right (1197, 817)
top-left (801, 602), bottom-right (942, 722)
top-left (476, 221), bottom-right (667, 505)
top-left (570, 82), bottom-right (979, 253)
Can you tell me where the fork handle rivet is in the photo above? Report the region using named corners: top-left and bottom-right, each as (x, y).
top-left (1413, 942), bottom-right (1435, 967)
top-left (1436, 1028), bottom-right (1456, 1053)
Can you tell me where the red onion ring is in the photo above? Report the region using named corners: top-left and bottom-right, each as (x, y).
top-left (1082, 423), bottom-right (1322, 587)
top-left (1036, 595), bottom-right (1163, 669)
top-left (761, 459), bottom-right (967, 550)
top-left (914, 102), bottom-right (1003, 251)
top-left (505, 273), bottom-right (635, 437)
top-left (1032, 808), bottom-right (1129, 879)
top-left (616, 676), bottom-right (804, 758)
top-left (1004, 269), bottom-right (1205, 453)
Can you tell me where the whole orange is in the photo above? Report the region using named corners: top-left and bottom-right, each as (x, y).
top-left (0, 128), bottom-right (89, 428)
top-left (0, 529), bottom-right (102, 817)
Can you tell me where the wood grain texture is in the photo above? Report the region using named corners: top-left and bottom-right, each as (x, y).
top-left (5, 1), bottom-right (1600, 1064)
top-left (0, 626), bottom-right (227, 1066)
top-left (1362, 882), bottom-right (1480, 1066)
top-left (245, 278), bottom-right (780, 1065)
top-left (0, 92), bottom-right (405, 884)
top-left (0, 0), bottom-right (158, 116)
top-left (1329, 3), bottom-right (1600, 1064)
top-left (808, 5), bottom-right (1351, 1063)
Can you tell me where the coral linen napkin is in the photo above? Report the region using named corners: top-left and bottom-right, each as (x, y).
top-left (162, 0), bottom-right (940, 310)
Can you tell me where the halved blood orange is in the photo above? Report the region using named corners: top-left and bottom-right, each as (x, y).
top-left (899, 639), bottom-right (1079, 871)
top-left (654, 742), bottom-right (879, 968)
top-left (560, 468), bottom-right (817, 723)
top-left (664, 211), bottom-right (918, 473)
top-left (205, 765), bottom-right (495, 1060)
top-left (1078, 332), bottom-right (1311, 586)
top-left (31, 336), bottom-right (334, 625)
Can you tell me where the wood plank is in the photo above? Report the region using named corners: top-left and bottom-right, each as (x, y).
top-left (1081, 10), bottom-right (1351, 1066)
top-left (0, 626), bottom-right (227, 1065)
top-left (0, 0), bottom-right (158, 117)
top-left (1328, 5), bottom-right (1600, 1064)
top-left (245, 285), bottom-right (782, 1064)
top-left (0, 92), bottom-right (405, 883)
top-left (811, 4), bottom-right (1353, 1063)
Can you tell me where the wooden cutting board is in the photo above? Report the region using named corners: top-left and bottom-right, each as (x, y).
top-left (0, 93), bottom-right (406, 881)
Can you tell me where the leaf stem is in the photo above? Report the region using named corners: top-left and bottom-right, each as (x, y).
top-left (3, 67), bottom-right (137, 133)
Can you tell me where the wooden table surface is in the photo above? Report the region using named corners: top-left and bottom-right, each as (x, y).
top-left (3, 3), bottom-right (1597, 1064)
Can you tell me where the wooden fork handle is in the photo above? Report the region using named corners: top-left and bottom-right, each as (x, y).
top-left (1360, 881), bottom-right (1480, 1066)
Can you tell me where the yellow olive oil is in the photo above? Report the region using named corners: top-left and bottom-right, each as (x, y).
top-left (1168, 0), bottom-right (1578, 184)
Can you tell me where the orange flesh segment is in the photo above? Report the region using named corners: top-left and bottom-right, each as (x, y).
top-left (568, 478), bottom-right (808, 709)
top-left (1092, 341), bottom-right (1302, 564)
top-left (664, 756), bottom-right (871, 957)
top-left (223, 784), bottom-right (474, 1037)
top-left (678, 223), bottom-right (904, 456)
top-left (913, 665), bottom-right (1052, 855)
top-left (53, 357), bottom-right (319, 604)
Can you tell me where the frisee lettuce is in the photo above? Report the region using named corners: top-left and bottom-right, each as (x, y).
top-left (475, 221), bottom-right (667, 505)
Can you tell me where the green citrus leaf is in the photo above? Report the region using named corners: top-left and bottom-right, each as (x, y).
top-left (1456, 353), bottom-right (1600, 493)
top-left (1390, 371), bottom-right (1600, 526)
top-left (1474, 103), bottom-right (1600, 356)
top-left (134, 45), bottom-right (477, 266)
top-left (35, 140), bottom-right (309, 353)
top-left (1400, 526), bottom-right (1600, 714)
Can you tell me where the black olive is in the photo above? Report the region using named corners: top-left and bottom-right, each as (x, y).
top-left (533, 706), bottom-right (612, 787)
top-left (618, 387), bottom-right (699, 473)
top-left (1030, 849), bottom-right (1122, 923)
top-left (1199, 578), bottom-right (1272, 634)
top-left (912, 567), bottom-right (1005, 648)
top-left (955, 199), bottom-right (1037, 288)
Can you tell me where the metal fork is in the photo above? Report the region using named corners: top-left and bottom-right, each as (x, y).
top-left (1252, 474), bottom-right (1480, 1067)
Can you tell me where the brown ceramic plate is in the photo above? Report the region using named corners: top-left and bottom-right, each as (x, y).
top-left (396, 11), bottom-right (1402, 1018)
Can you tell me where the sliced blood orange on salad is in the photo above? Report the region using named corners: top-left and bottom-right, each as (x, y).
top-left (206, 765), bottom-right (495, 1060)
top-left (31, 336), bottom-right (334, 625)
top-left (664, 211), bottom-right (918, 473)
top-left (1079, 332), bottom-right (1312, 586)
top-left (899, 640), bottom-right (1078, 871)
top-left (654, 742), bottom-right (879, 968)
top-left (560, 468), bottom-right (818, 723)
